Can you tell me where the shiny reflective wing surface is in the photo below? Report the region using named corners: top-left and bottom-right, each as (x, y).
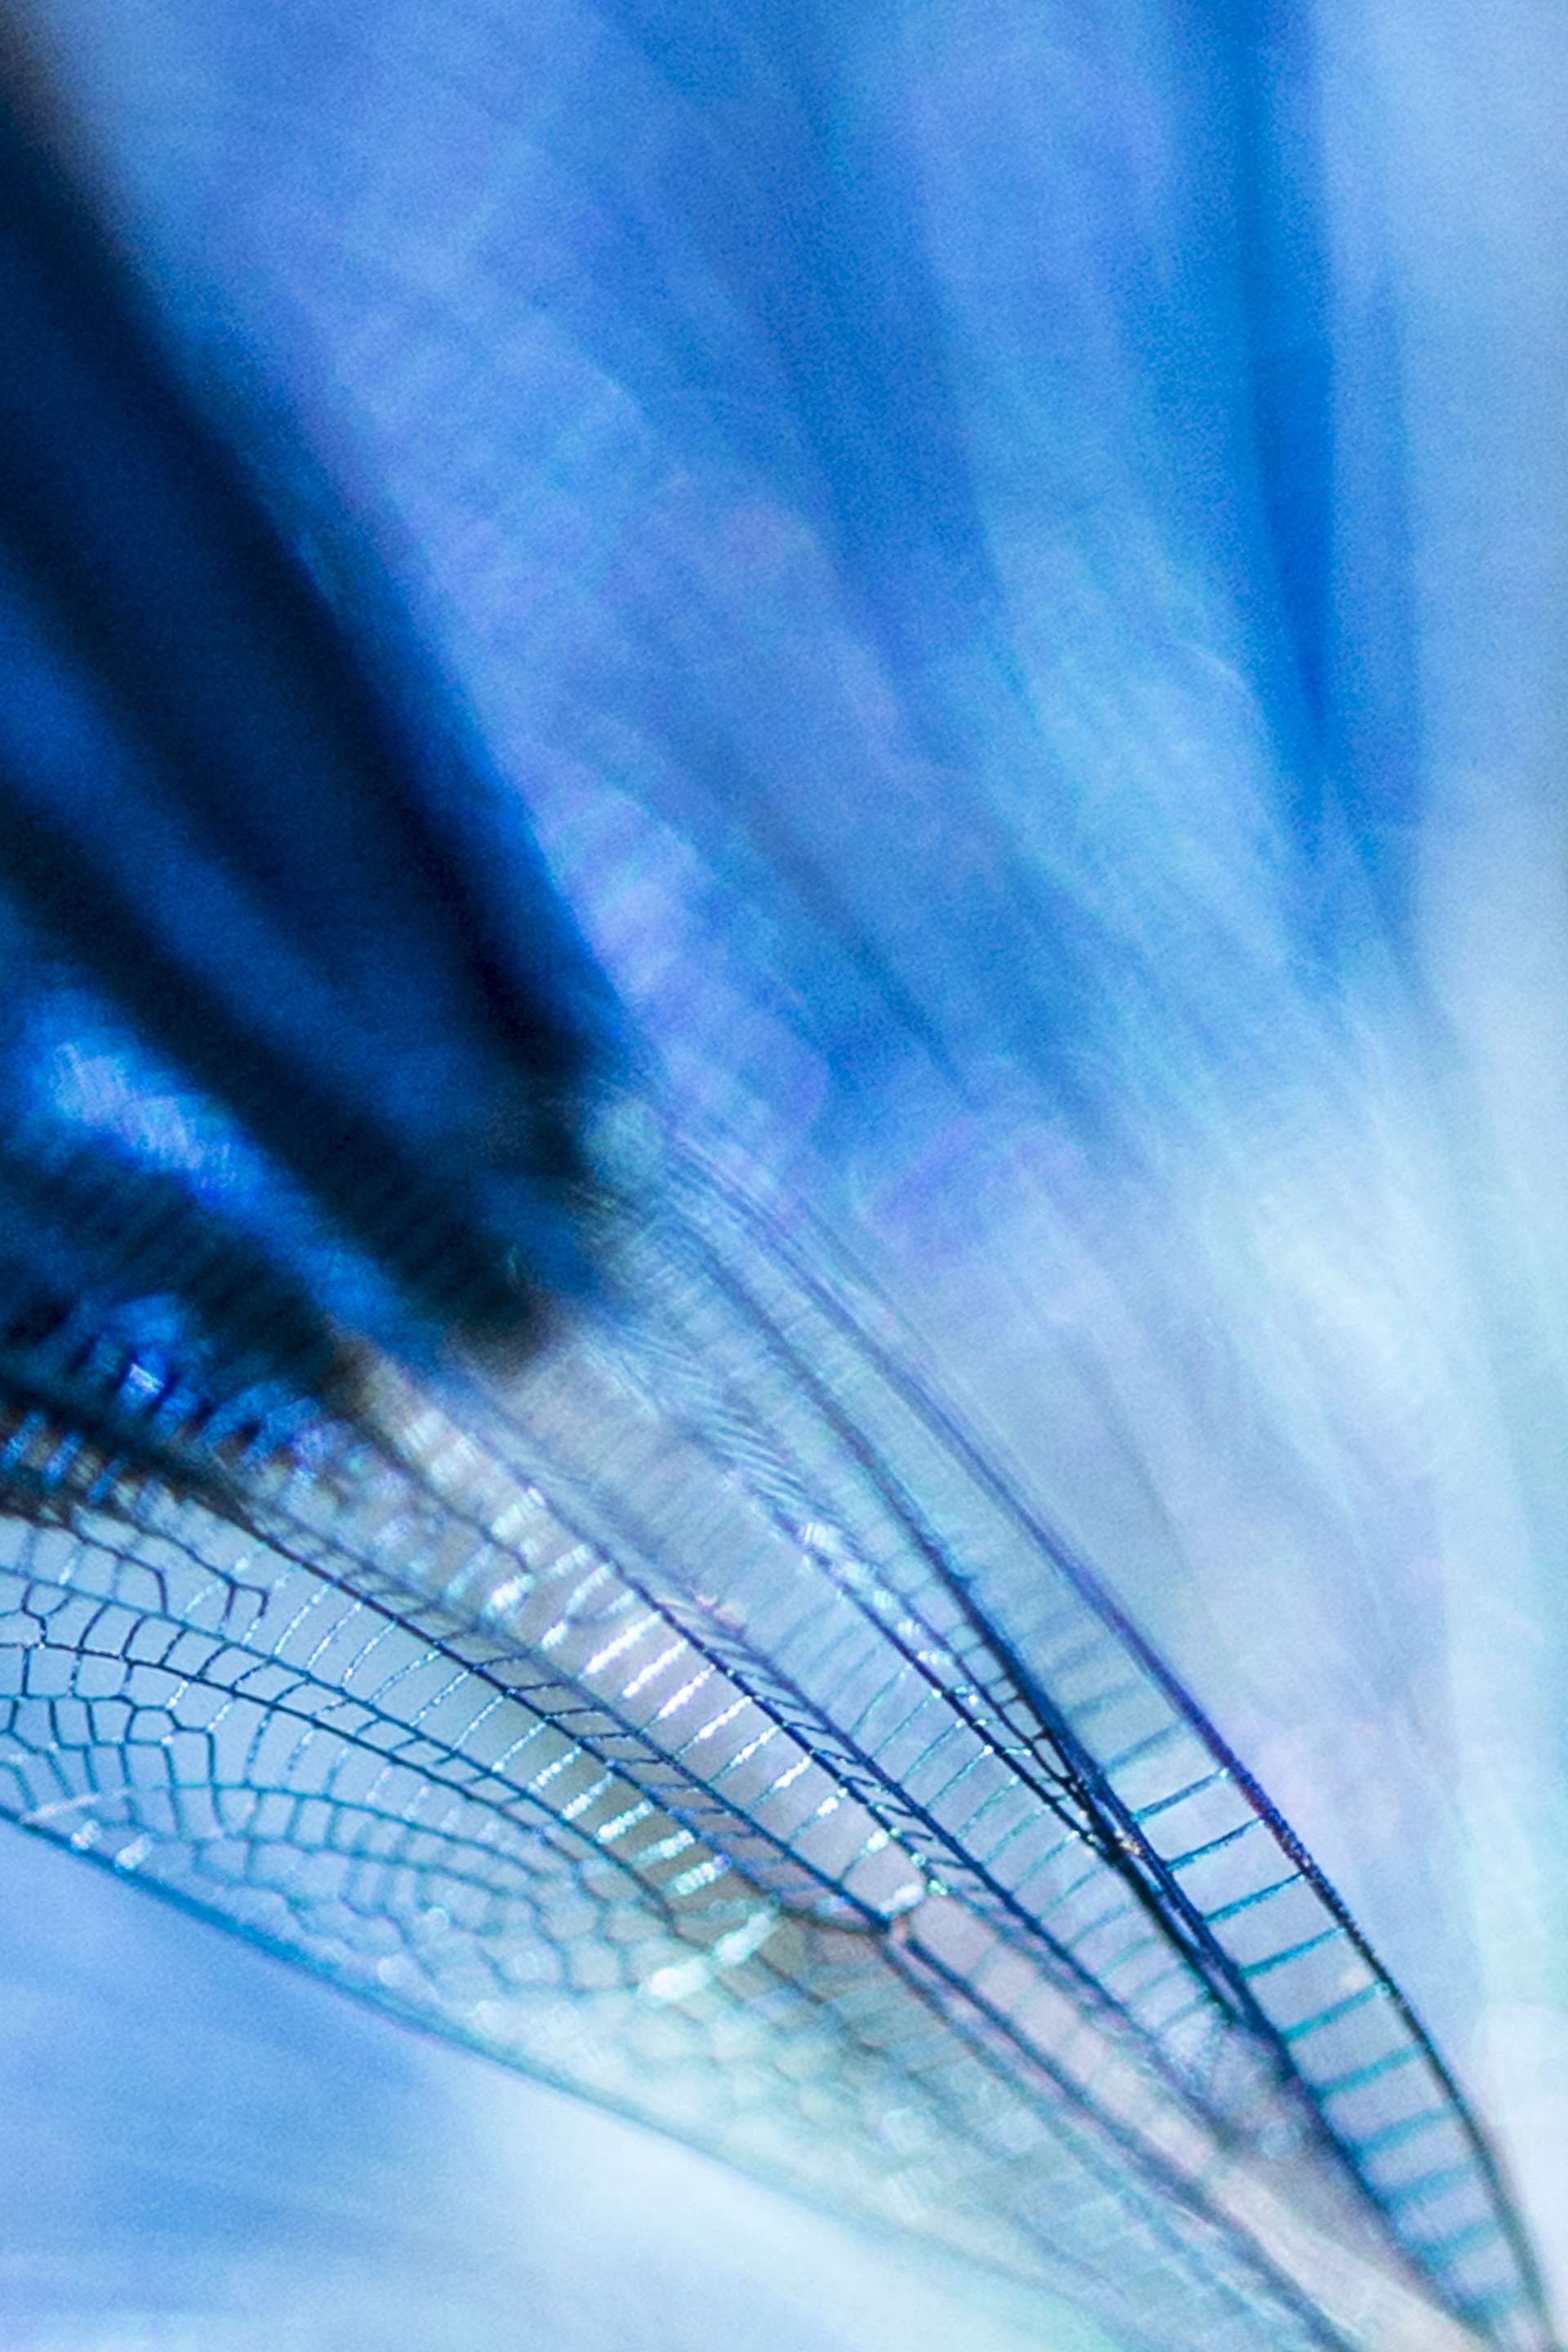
top-left (0, 1139), bottom-right (1552, 2352)
top-left (0, 12), bottom-right (1560, 2351)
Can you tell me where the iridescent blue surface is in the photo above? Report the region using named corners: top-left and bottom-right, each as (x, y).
top-left (1, 1), bottom-right (1565, 2345)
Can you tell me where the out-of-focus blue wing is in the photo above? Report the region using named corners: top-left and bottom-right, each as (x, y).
top-left (0, 81), bottom-right (621, 1405)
